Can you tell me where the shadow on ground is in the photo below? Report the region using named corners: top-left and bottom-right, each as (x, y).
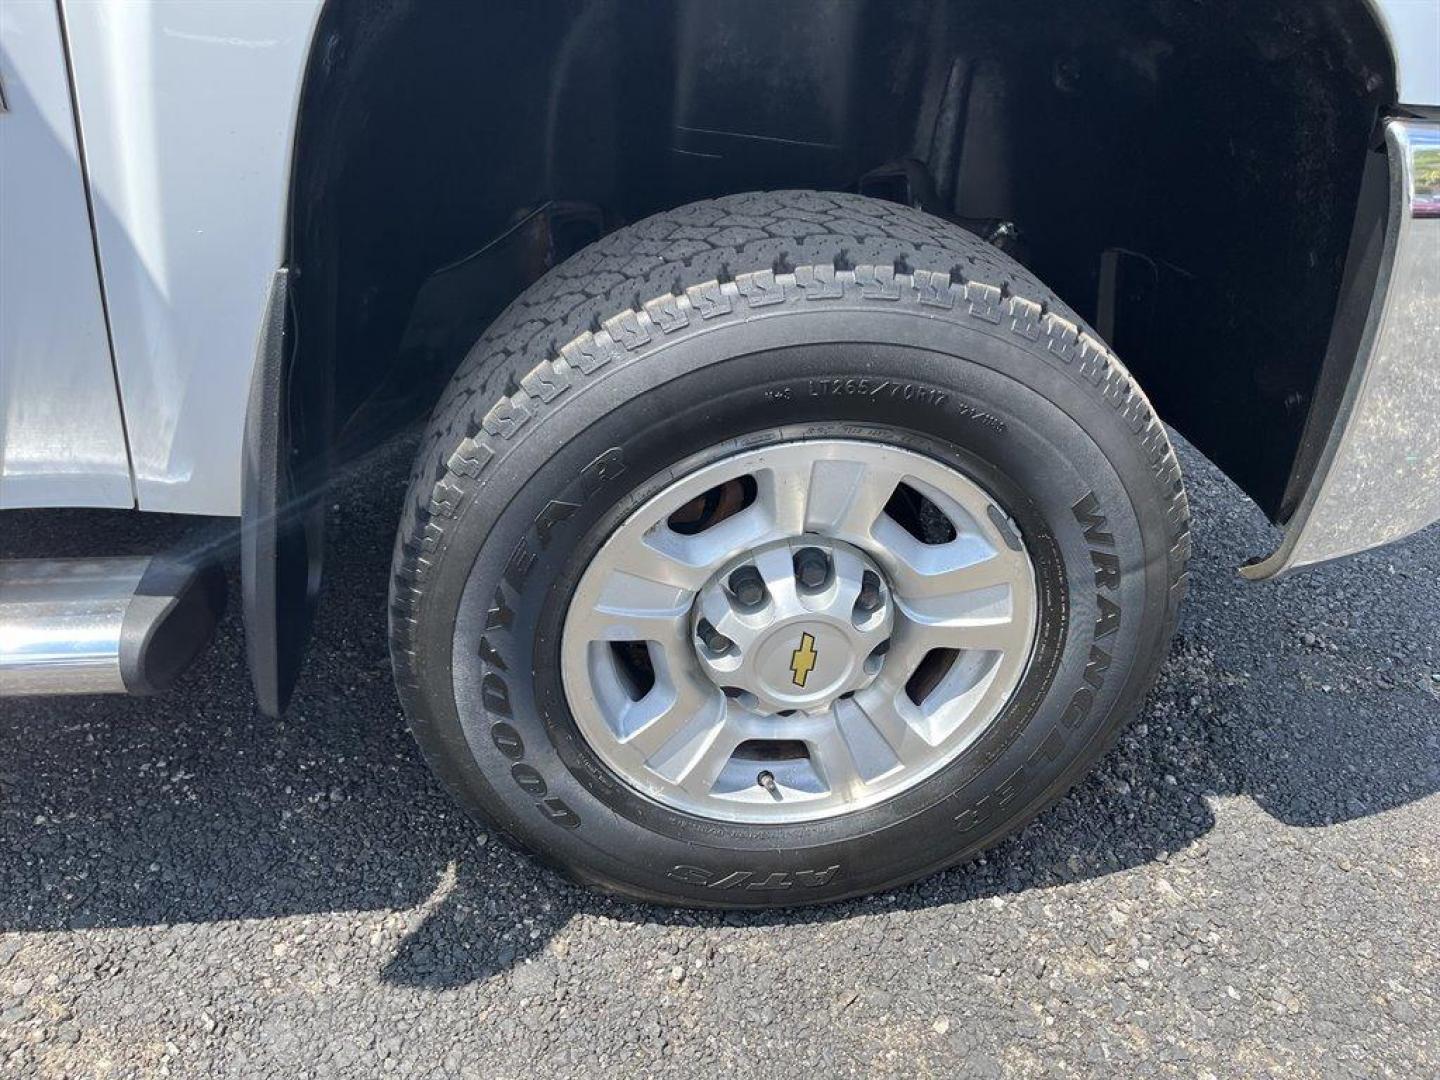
top-left (2, 434), bottom-right (1436, 988)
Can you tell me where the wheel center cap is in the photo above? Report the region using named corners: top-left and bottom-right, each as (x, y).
top-left (691, 538), bottom-right (894, 714)
top-left (755, 621), bottom-right (853, 702)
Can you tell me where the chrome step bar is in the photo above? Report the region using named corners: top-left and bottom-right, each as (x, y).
top-left (0, 557), bottom-right (225, 696)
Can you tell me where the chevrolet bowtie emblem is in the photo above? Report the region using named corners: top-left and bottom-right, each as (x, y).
top-left (790, 632), bottom-right (818, 688)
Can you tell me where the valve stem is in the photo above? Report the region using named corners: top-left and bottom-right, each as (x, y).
top-left (757, 770), bottom-right (780, 797)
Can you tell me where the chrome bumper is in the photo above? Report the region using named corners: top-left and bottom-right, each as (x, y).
top-left (1245, 118), bottom-right (1440, 579)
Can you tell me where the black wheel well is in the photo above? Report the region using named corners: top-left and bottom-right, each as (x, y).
top-left (285, 0), bottom-right (1397, 520)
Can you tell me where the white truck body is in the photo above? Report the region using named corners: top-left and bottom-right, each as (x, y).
top-left (1, 0), bottom-right (1435, 519)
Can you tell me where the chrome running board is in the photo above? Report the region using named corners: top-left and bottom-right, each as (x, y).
top-left (0, 557), bottom-right (225, 696)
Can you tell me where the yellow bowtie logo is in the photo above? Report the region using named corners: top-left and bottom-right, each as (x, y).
top-left (790, 632), bottom-right (818, 688)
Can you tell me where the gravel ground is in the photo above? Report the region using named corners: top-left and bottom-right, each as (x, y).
top-left (2, 434), bottom-right (1437, 1079)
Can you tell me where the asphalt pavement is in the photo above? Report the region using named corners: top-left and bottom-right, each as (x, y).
top-left (2, 433), bottom-right (1437, 1079)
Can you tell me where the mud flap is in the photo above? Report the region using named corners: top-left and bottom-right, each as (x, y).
top-left (242, 269), bottom-right (326, 717)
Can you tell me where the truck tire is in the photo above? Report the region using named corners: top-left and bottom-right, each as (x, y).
top-left (389, 191), bottom-right (1190, 907)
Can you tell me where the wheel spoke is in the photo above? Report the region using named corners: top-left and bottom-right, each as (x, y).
top-left (929, 614), bottom-right (1031, 656)
top-left (566, 567), bottom-right (694, 647)
top-left (754, 455), bottom-right (815, 537)
top-left (885, 607), bottom-right (1030, 675)
top-left (805, 723), bottom-right (867, 801)
top-left (877, 533), bottom-right (1024, 606)
top-left (624, 674), bottom-right (726, 761)
top-left (848, 686), bottom-right (936, 759)
top-left (604, 528), bottom-right (717, 592)
top-left (749, 544), bottom-right (802, 605)
top-left (662, 708), bottom-right (743, 797)
top-left (579, 601), bottom-right (690, 645)
top-left (805, 456), bottom-right (904, 544)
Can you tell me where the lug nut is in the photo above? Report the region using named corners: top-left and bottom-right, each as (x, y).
top-left (793, 547), bottom-right (830, 590)
top-left (856, 570), bottom-right (883, 613)
top-left (728, 565), bottom-right (767, 608)
top-left (697, 620), bottom-right (732, 654)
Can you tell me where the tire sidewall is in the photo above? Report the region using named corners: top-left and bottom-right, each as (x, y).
top-left (399, 305), bottom-right (1174, 905)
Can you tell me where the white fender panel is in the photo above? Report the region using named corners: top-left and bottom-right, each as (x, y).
top-left (61, 0), bottom-right (323, 515)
